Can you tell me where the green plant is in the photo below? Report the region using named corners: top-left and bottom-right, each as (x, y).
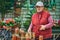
top-left (0, 0), bottom-right (14, 20)
top-left (23, 8), bottom-right (36, 32)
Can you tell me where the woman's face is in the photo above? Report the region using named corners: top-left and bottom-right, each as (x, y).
top-left (36, 6), bottom-right (44, 12)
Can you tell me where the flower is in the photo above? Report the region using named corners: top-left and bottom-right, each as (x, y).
top-left (5, 18), bottom-right (15, 24)
top-left (2, 18), bottom-right (16, 27)
top-left (5, 20), bottom-right (10, 24)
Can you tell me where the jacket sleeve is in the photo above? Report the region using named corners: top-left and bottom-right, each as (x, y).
top-left (45, 16), bottom-right (54, 29)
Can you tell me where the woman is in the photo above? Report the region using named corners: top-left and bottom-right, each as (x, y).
top-left (28, 1), bottom-right (54, 40)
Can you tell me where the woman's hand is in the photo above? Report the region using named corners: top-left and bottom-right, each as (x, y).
top-left (40, 25), bottom-right (46, 30)
top-left (28, 29), bottom-right (31, 33)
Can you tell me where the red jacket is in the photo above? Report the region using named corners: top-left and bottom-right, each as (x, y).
top-left (32, 11), bottom-right (52, 39)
